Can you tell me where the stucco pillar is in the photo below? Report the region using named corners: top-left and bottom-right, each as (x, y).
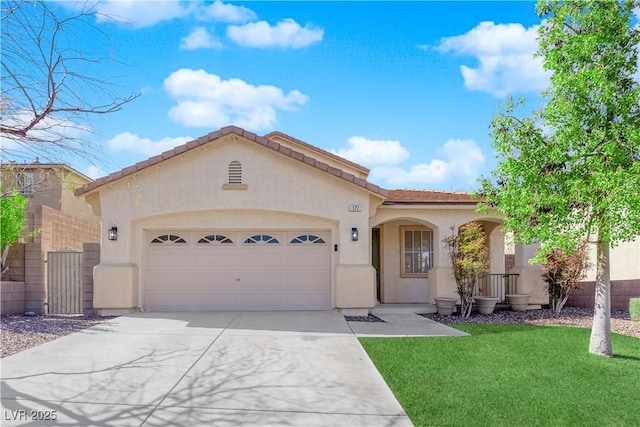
top-left (93, 263), bottom-right (138, 316)
top-left (509, 242), bottom-right (546, 305)
top-left (429, 225), bottom-right (457, 302)
top-left (488, 225), bottom-right (506, 274)
top-left (335, 264), bottom-right (376, 316)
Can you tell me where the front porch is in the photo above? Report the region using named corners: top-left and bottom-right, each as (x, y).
top-left (476, 273), bottom-right (520, 303)
top-left (371, 273), bottom-right (522, 316)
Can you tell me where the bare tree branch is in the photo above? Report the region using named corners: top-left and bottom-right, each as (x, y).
top-left (0, 0), bottom-right (140, 163)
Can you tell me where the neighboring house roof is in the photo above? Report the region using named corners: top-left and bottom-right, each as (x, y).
top-left (75, 125), bottom-right (388, 198)
top-left (264, 131), bottom-right (370, 177)
top-left (1, 161), bottom-right (93, 183)
top-left (384, 189), bottom-right (480, 205)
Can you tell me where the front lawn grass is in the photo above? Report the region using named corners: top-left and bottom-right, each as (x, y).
top-left (360, 324), bottom-right (640, 427)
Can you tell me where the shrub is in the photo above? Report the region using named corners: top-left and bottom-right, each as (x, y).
top-left (1, 186), bottom-right (29, 274)
top-left (541, 243), bottom-right (590, 314)
top-left (442, 222), bottom-right (488, 318)
top-left (630, 298), bottom-right (640, 322)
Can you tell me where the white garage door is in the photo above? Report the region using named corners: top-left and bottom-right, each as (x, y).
top-left (144, 230), bottom-right (331, 311)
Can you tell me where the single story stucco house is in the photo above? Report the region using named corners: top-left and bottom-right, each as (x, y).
top-left (76, 126), bottom-right (639, 315)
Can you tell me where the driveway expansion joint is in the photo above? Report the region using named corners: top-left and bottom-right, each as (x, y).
top-left (138, 311), bottom-right (241, 426)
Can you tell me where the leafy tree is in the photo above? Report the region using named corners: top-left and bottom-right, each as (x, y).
top-left (443, 222), bottom-right (489, 318)
top-left (1, 0), bottom-right (139, 162)
top-left (479, 0), bottom-right (640, 356)
top-left (541, 243), bottom-right (590, 314)
top-left (0, 184), bottom-right (31, 274)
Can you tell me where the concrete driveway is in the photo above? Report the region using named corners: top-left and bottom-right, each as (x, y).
top-left (1, 311), bottom-right (421, 427)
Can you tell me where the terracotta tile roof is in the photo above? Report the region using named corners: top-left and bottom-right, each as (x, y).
top-left (263, 131), bottom-right (370, 175)
top-left (75, 126), bottom-right (388, 198)
top-left (385, 189), bottom-right (481, 204)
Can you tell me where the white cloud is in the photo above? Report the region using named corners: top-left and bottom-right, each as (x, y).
top-left (84, 165), bottom-right (106, 179)
top-left (330, 136), bottom-right (485, 188)
top-left (93, 1), bottom-right (254, 28)
top-left (375, 139), bottom-right (485, 187)
top-left (1, 111), bottom-right (91, 143)
top-left (0, 111), bottom-right (94, 162)
top-left (106, 132), bottom-right (194, 157)
top-left (163, 68), bottom-right (308, 131)
top-left (196, 1), bottom-right (256, 23)
top-left (331, 137), bottom-right (409, 166)
top-left (227, 19), bottom-right (323, 49)
top-left (436, 21), bottom-right (550, 97)
top-left (180, 27), bottom-right (222, 50)
top-left (95, 0), bottom-right (194, 28)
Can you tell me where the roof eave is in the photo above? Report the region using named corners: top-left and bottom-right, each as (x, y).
top-left (75, 126), bottom-right (388, 199)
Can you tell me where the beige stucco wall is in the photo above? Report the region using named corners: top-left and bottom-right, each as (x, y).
top-left (335, 264), bottom-right (376, 314)
top-left (509, 242), bottom-right (546, 304)
top-left (583, 238), bottom-right (640, 281)
top-left (14, 168), bottom-right (97, 222)
top-left (478, 222), bottom-right (505, 274)
top-left (60, 172), bottom-right (96, 221)
top-left (29, 172), bottom-right (63, 211)
top-left (88, 134), bottom-right (382, 312)
top-left (93, 263), bottom-right (138, 309)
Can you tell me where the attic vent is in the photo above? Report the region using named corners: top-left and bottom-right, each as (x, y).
top-left (228, 161), bottom-right (242, 184)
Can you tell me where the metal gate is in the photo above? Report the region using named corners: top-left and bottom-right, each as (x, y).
top-left (47, 251), bottom-right (83, 314)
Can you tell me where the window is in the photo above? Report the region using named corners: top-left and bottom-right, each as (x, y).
top-left (151, 234), bottom-right (187, 244)
top-left (228, 161), bottom-right (242, 184)
top-left (198, 234), bottom-right (233, 244)
top-left (244, 234), bottom-right (279, 244)
top-left (16, 172), bottom-right (34, 194)
top-left (290, 234), bottom-right (326, 244)
top-left (401, 226), bottom-right (433, 277)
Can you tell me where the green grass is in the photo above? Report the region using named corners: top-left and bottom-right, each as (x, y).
top-left (360, 325), bottom-right (640, 427)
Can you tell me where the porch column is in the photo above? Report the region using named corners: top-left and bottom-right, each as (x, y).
top-left (510, 242), bottom-right (546, 305)
top-left (485, 223), bottom-right (505, 274)
top-left (429, 225), bottom-right (457, 302)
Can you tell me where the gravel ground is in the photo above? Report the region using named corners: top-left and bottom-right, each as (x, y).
top-left (1, 315), bottom-right (113, 358)
top-left (1, 308), bottom-right (638, 359)
top-left (344, 314), bottom-right (386, 323)
top-left (421, 307), bottom-right (640, 339)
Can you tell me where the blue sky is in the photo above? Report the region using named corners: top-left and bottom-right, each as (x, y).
top-left (7, 1), bottom-right (640, 191)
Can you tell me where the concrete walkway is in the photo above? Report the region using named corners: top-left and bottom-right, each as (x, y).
top-left (1, 311), bottom-right (463, 426)
top-left (348, 313), bottom-right (468, 338)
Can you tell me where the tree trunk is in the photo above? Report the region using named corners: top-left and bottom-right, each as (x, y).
top-left (552, 295), bottom-right (569, 314)
top-left (1, 244), bottom-right (10, 274)
top-left (555, 295), bottom-right (569, 314)
top-left (588, 240), bottom-right (612, 357)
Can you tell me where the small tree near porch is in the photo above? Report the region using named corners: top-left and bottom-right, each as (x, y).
top-left (443, 222), bottom-right (489, 318)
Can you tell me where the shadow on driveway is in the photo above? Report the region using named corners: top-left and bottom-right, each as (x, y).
top-left (1, 311), bottom-right (414, 426)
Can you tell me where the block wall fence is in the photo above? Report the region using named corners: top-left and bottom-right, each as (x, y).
top-left (566, 279), bottom-right (640, 311)
top-left (1, 205), bottom-right (100, 315)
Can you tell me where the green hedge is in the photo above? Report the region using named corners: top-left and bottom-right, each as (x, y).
top-left (630, 298), bottom-right (640, 321)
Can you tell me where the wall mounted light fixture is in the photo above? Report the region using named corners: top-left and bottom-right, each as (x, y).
top-left (108, 226), bottom-right (118, 241)
top-left (351, 227), bottom-right (359, 241)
